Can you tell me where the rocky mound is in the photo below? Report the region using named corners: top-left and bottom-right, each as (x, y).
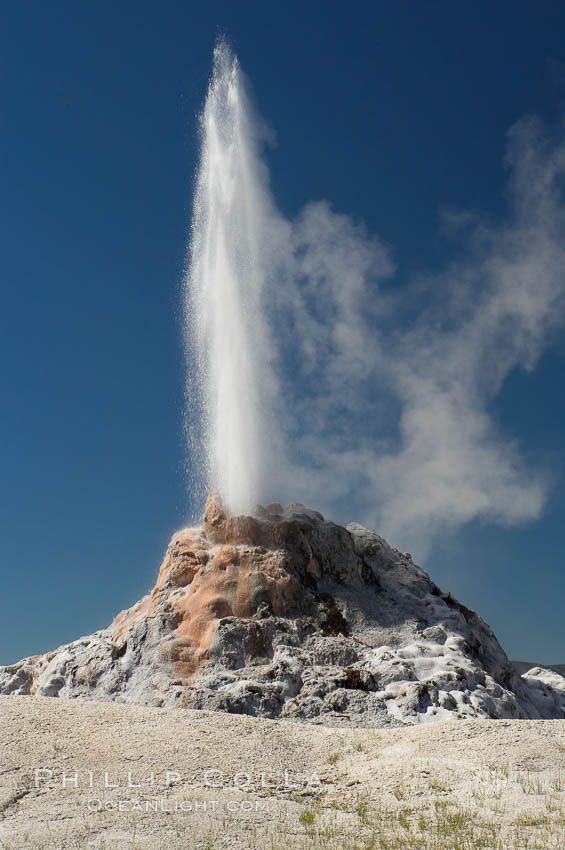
top-left (1, 495), bottom-right (564, 727)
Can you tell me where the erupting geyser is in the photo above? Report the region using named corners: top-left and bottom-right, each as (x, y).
top-left (8, 41), bottom-right (555, 727)
top-left (184, 41), bottom-right (280, 516)
top-left (2, 45), bottom-right (565, 722)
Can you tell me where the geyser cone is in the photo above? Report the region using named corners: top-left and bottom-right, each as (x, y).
top-left (184, 41), bottom-right (281, 516)
top-left (2, 493), bottom-right (564, 724)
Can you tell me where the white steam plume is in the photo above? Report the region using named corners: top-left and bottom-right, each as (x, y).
top-left (185, 45), bottom-right (565, 556)
top-left (184, 41), bottom-right (285, 515)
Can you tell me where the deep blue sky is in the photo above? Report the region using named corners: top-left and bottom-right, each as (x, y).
top-left (1, 1), bottom-right (564, 665)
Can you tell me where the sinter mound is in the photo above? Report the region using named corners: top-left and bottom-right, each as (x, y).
top-left (1, 494), bottom-right (564, 727)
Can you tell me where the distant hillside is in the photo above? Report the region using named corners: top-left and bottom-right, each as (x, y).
top-left (512, 661), bottom-right (565, 677)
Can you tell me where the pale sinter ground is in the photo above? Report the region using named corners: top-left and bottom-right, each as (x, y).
top-left (0, 696), bottom-right (564, 849)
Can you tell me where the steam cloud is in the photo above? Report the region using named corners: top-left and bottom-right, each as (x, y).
top-left (185, 43), bottom-right (565, 556)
